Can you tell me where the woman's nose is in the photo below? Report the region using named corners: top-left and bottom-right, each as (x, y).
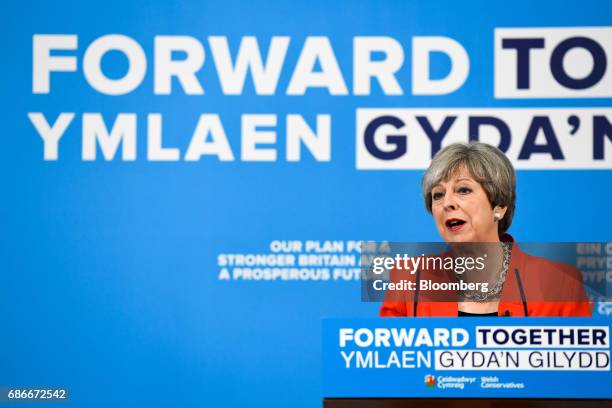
top-left (442, 193), bottom-right (457, 211)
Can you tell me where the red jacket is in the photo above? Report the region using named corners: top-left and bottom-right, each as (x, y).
top-left (380, 236), bottom-right (592, 317)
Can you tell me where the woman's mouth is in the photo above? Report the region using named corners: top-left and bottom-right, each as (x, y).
top-left (445, 218), bottom-right (466, 232)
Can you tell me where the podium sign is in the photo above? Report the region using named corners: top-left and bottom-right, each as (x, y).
top-left (322, 318), bottom-right (612, 399)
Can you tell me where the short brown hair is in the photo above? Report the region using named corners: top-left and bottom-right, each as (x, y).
top-left (422, 142), bottom-right (516, 236)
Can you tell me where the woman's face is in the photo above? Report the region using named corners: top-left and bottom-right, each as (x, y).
top-left (430, 167), bottom-right (505, 243)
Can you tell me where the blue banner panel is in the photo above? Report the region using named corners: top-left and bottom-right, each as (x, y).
top-left (323, 318), bottom-right (612, 399)
top-left (2, 0), bottom-right (612, 407)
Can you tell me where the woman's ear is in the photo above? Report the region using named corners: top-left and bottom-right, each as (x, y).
top-left (494, 205), bottom-right (508, 221)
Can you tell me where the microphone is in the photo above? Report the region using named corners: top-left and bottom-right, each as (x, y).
top-left (514, 268), bottom-right (529, 317)
top-left (412, 267), bottom-right (421, 317)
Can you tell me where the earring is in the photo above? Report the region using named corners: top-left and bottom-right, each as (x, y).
top-left (493, 213), bottom-right (501, 222)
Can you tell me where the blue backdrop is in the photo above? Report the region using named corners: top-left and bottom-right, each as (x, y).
top-left (2, 1), bottom-right (611, 407)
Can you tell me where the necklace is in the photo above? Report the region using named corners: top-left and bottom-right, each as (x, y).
top-left (457, 242), bottom-right (511, 302)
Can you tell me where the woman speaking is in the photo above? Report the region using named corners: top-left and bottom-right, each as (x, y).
top-left (380, 142), bottom-right (591, 317)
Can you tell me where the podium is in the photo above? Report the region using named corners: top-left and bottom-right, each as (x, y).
top-left (322, 318), bottom-right (612, 407)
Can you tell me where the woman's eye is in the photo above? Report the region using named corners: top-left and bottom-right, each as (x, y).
top-left (457, 187), bottom-right (472, 194)
top-left (432, 192), bottom-right (443, 200)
